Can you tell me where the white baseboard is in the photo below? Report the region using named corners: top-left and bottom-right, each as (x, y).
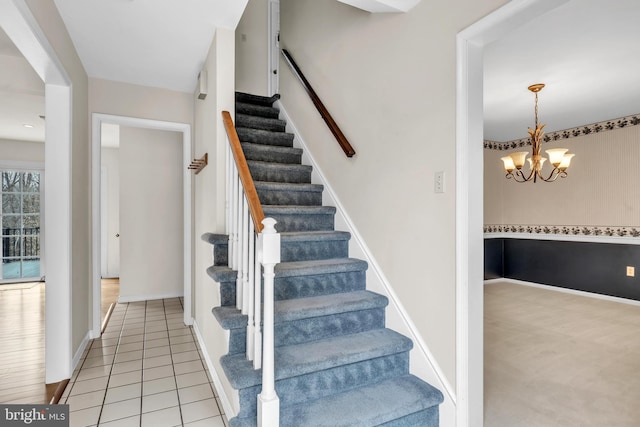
top-left (72, 331), bottom-right (92, 372)
top-left (485, 278), bottom-right (640, 307)
top-left (117, 291), bottom-right (184, 303)
top-left (277, 101), bottom-right (457, 419)
top-left (192, 321), bottom-right (236, 420)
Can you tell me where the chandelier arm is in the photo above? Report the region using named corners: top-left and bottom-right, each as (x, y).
top-left (539, 167), bottom-right (567, 182)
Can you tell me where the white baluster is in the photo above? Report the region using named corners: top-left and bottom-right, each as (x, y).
top-left (241, 196), bottom-right (250, 315)
top-left (253, 234), bottom-right (262, 369)
top-left (235, 181), bottom-right (243, 310)
top-left (257, 218), bottom-right (280, 427)
top-left (246, 219), bottom-right (255, 361)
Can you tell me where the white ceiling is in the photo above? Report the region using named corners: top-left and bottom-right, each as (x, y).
top-left (53, 0), bottom-right (248, 93)
top-left (0, 27), bottom-right (45, 143)
top-left (484, 0), bottom-right (640, 142)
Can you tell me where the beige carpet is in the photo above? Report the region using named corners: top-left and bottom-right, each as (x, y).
top-left (484, 281), bottom-right (640, 426)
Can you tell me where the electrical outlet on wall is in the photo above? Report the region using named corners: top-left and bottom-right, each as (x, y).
top-left (627, 266), bottom-right (635, 277)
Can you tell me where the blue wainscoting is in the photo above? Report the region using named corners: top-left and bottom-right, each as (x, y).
top-left (484, 237), bottom-right (640, 301)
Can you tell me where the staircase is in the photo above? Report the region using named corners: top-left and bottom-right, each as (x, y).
top-left (203, 92), bottom-right (444, 426)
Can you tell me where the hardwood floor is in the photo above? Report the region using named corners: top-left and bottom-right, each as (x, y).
top-left (0, 279), bottom-right (119, 404)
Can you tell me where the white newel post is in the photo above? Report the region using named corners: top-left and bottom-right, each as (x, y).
top-left (257, 217), bottom-right (280, 427)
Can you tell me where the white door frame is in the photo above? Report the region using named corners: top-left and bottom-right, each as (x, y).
top-left (91, 114), bottom-right (193, 337)
top-left (268, 0), bottom-right (280, 96)
top-left (455, 0), bottom-right (569, 424)
top-left (0, 0), bottom-right (73, 384)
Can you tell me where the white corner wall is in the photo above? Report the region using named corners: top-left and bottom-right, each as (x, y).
top-left (193, 28), bottom-right (240, 417)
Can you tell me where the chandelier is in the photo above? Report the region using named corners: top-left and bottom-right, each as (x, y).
top-left (500, 84), bottom-right (574, 182)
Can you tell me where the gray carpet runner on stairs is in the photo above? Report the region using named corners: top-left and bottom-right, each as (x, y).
top-left (202, 92), bottom-right (444, 426)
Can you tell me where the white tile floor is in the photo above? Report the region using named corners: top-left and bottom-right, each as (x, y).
top-left (62, 298), bottom-right (229, 427)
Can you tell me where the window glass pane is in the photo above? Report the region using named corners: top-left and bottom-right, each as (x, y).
top-left (23, 258), bottom-right (40, 278)
top-left (2, 215), bottom-right (21, 231)
top-left (22, 214), bottom-right (39, 229)
top-left (1, 172), bottom-right (21, 192)
top-left (2, 194), bottom-right (21, 214)
top-left (2, 260), bottom-right (21, 280)
top-left (22, 173), bottom-right (40, 192)
top-left (23, 234), bottom-right (39, 258)
top-left (2, 236), bottom-right (22, 258)
top-left (23, 194), bottom-right (40, 214)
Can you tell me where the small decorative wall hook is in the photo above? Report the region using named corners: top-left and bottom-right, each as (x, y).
top-left (188, 153), bottom-right (208, 174)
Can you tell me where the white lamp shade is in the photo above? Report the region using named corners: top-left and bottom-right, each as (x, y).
top-left (501, 156), bottom-right (515, 172)
top-left (559, 153), bottom-right (575, 170)
top-left (527, 156), bottom-right (546, 171)
top-left (509, 151), bottom-right (529, 169)
top-left (546, 148), bottom-right (569, 166)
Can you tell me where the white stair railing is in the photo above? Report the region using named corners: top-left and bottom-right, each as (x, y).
top-left (223, 111), bottom-right (280, 427)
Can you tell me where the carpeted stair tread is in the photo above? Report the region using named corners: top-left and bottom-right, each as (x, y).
top-left (206, 265), bottom-right (236, 283)
top-left (275, 290), bottom-right (387, 323)
top-left (255, 181), bottom-right (324, 206)
top-left (212, 306), bottom-right (247, 330)
top-left (280, 230), bottom-right (348, 242)
top-left (221, 328), bottom-right (412, 389)
top-left (241, 143), bottom-right (302, 165)
top-left (275, 258), bottom-right (367, 277)
top-left (254, 181), bottom-right (323, 194)
top-left (237, 127), bottom-right (294, 147)
top-left (280, 375), bottom-right (443, 427)
top-left (229, 375), bottom-right (443, 427)
top-left (264, 206), bottom-right (336, 216)
top-left (247, 161), bottom-right (312, 184)
top-left (236, 113), bottom-right (286, 133)
top-left (235, 92), bottom-right (280, 106)
top-left (236, 102), bottom-right (280, 119)
top-left (201, 232), bottom-right (228, 245)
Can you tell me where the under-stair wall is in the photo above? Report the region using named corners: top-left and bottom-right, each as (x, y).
top-left (276, 101), bottom-right (456, 426)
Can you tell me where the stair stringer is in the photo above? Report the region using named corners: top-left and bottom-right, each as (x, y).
top-left (276, 100), bottom-right (456, 426)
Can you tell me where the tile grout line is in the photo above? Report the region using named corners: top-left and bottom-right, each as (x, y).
top-left (138, 300), bottom-right (148, 427)
top-left (163, 298), bottom-right (185, 427)
top-left (96, 301), bottom-right (129, 426)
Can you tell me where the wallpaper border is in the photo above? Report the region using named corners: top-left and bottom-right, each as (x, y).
top-left (484, 113), bottom-right (640, 150)
top-left (484, 224), bottom-right (640, 238)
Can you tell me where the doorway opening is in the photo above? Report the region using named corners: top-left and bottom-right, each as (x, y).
top-left (92, 114), bottom-right (193, 338)
top-left (455, 0), bottom-right (569, 424)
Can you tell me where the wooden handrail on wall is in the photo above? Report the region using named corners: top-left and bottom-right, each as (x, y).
top-left (222, 111), bottom-right (265, 233)
top-left (281, 49), bottom-right (356, 158)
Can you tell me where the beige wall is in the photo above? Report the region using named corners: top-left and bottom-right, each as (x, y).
top-left (89, 78), bottom-right (194, 125)
top-left (25, 0), bottom-right (91, 356)
top-left (0, 139), bottom-right (44, 162)
top-left (279, 0), bottom-right (509, 388)
top-left (236, 0), bottom-right (269, 96)
top-left (485, 125), bottom-right (640, 228)
top-left (193, 28), bottom-right (238, 408)
top-left (119, 127), bottom-right (183, 300)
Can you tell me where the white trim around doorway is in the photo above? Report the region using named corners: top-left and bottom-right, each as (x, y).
top-left (455, 0), bottom-right (570, 425)
top-left (0, 0), bottom-right (74, 384)
top-left (91, 114), bottom-right (193, 339)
